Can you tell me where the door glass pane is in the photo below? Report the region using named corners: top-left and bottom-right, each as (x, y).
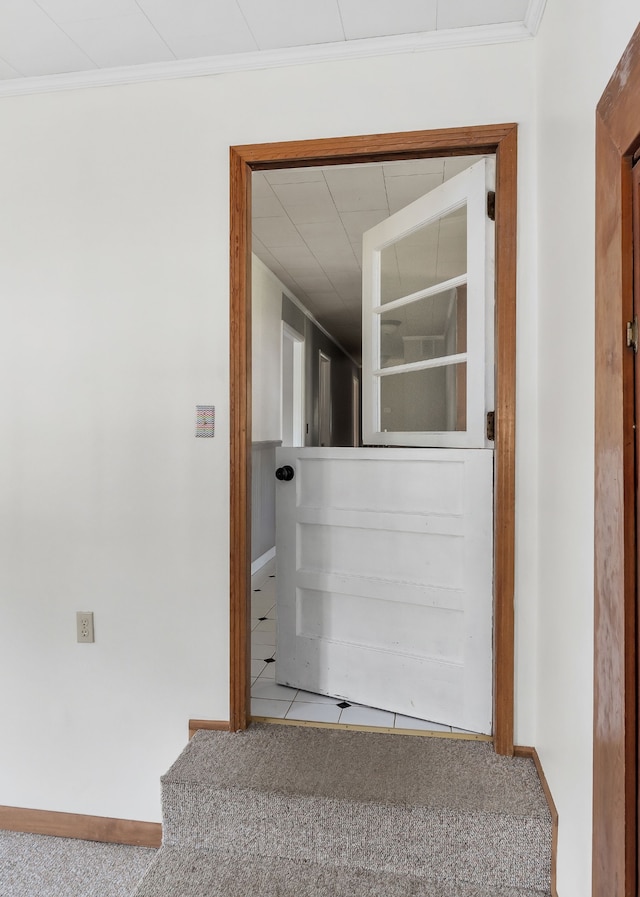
top-left (380, 204), bottom-right (467, 304)
top-left (379, 286), bottom-right (467, 368)
top-left (379, 363), bottom-right (467, 432)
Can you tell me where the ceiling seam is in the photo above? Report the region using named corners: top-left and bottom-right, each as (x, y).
top-left (133, 2), bottom-right (177, 61)
top-left (233, 1), bottom-right (261, 53)
top-left (29, 0), bottom-right (99, 70)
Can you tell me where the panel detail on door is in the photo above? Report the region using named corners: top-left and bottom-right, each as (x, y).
top-left (275, 446), bottom-right (493, 733)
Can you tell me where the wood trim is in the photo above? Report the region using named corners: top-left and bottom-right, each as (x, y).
top-left (492, 125), bottom-right (517, 757)
top-left (232, 125), bottom-right (518, 169)
top-left (0, 806), bottom-right (161, 848)
top-left (593, 22), bottom-right (640, 897)
top-left (634, 159), bottom-right (640, 897)
top-left (189, 719), bottom-right (231, 739)
top-left (514, 746), bottom-right (558, 897)
top-left (230, 125), bottom-right (518, 754)
top-left (229, 145), bottom-right (252, 733)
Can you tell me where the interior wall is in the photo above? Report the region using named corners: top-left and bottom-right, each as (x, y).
top-left (252, 255), bottom-right (283, 444)
top-left (534, 4), bottom-right (640, 895)
top-left (0, 42), bottom-right (537, 828)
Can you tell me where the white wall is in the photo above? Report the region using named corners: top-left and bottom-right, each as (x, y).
top-left (535, 6), bottom-right (639, 895)
top-left (252, 255), bottom-right (283, 443)
top-left (0, 41), bottom-right (538, 830)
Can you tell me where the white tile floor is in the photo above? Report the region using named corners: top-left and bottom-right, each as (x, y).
top-left (250, 562), bottom-right (470, 734)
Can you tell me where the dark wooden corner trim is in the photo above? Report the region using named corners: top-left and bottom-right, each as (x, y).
top-left (230, 145), bottom-right (252, 734)
top-left (593, 21), bottom-right (640, 897)
top-left (230, 125), bottom-right (518, 754)
top-left (189, 719), bottom-right (231, 739)
top-left (514, 746), bottom-right (558, 896)
top-left (493, 124), bottom-right (518, 757)
top-left (0, 806), bottom-right (161, 848)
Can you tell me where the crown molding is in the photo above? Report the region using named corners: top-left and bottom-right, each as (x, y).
top-left (524, 0), bottom-right (548, 36)
top-left (0, 20), bottom-right (532, 99)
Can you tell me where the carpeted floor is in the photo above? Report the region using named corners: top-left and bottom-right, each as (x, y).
top-left (134, 846), bottom-right (549, 897)
top-left (156, 725), bottom-right (552, 894)
top-left (0, 830), bottom-right (156, 897)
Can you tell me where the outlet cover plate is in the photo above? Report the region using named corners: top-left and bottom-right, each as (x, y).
top-left (76, 611), bottom-right (94, 643)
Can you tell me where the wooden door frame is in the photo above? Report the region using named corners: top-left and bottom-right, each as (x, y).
top-left (593, 23), bottom-right (640, 897)
top-left (230, 124), bottom-right (518, 756)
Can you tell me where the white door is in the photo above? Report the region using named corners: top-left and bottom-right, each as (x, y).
top-left (275, 446), bottom-right (493, 732)
top-left (362, 158), bottom-right (494, 448)
top-left (275, 159), bottom-right (495, 733)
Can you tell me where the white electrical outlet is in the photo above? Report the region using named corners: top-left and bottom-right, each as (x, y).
top-left (76, 612), bottom-right (94, 643)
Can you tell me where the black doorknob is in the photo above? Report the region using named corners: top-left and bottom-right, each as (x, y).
top-left (275, 465), bottom-right (295, 481)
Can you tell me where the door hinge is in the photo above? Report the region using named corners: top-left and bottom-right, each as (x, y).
top-left (626, 316), bottom-right (638, 352)
top-left (487, 191), bottom-right (496, 221)
top-left (486, 411), bottom-right (495, 441)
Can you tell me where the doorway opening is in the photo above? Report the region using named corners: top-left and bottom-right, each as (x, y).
top-left (252, 154), bottom-right (493, 733)
top-left (230, 125), bottom-right (518, 755)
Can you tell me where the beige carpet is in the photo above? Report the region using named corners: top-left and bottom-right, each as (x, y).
top-left (152, 724), bottom-right (552, 895)
top-left (0, 830), bottom-right (156, 897)
top-left (134, 846), bottom-right (551, 897)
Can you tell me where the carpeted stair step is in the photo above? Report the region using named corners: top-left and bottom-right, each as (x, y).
top-left (132, 846), bottom-right (550, 897)
top-left (158, 724), bottom-right (552, 893)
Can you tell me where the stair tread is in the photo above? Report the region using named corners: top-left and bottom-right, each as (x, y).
top-left (159, 724), bottom-right (553, 893)
top-left (133, 846), bottom-right (552, 897)
top-left (162, 724), bottom-right (549, 819)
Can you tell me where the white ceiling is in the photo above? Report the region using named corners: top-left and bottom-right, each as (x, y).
top-left (0, 0), bottom-right (546, 93)
top-left (253, 155), bottom-right (483, 359)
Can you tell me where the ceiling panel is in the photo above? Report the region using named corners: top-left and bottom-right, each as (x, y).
top-left (349, 241), bottom-right (363, 267)
top-left (304, 291), bottom-right (348, 312)
top-left (338, 0), bottom-right (438, 40)
top-left (293, 272), bottom-right (335, 293)
top-left (264, 169), bottom-right (325, 185)
top-left (237, 0), bottom-right (345, 49)
top-left (296, 221), bottom-right (353, 253)
top-left (0, 0), bottom-right (95, 76)
top-left (0, 57), bottom-right (21, 79)
top-left (340, 210), bottom-right (389, 243)
top-left (385, 173), bottom-right (445, 214)
top-left (136, 0), bottom-right (258, 57)
top-left (270, 181), bottom-right (339, 225)
top-left (437, 0), bottom-right (528, 29)
top-left (312, 248), bottom-right (361, 282)
top-left (443, 155), bottom-right (485, 177)
top-left (35, 0), bottom-right (139, 23)
top-left (252, 173), bottom-right (276, 197)
top-left (63, 13), bottom-right (175, 68)
top-left (268, 245), bottom-right (327, 278)
top-left (253, 217), bottom-right (305, 249)
top-left (252, 194), bottom-right (287, 219)
top-left (381, 158), bottom-right (452, 178)
top-left (324, 167), bottom-right (388, 212)
top-left (330, 275), bottom-right (364, 304)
